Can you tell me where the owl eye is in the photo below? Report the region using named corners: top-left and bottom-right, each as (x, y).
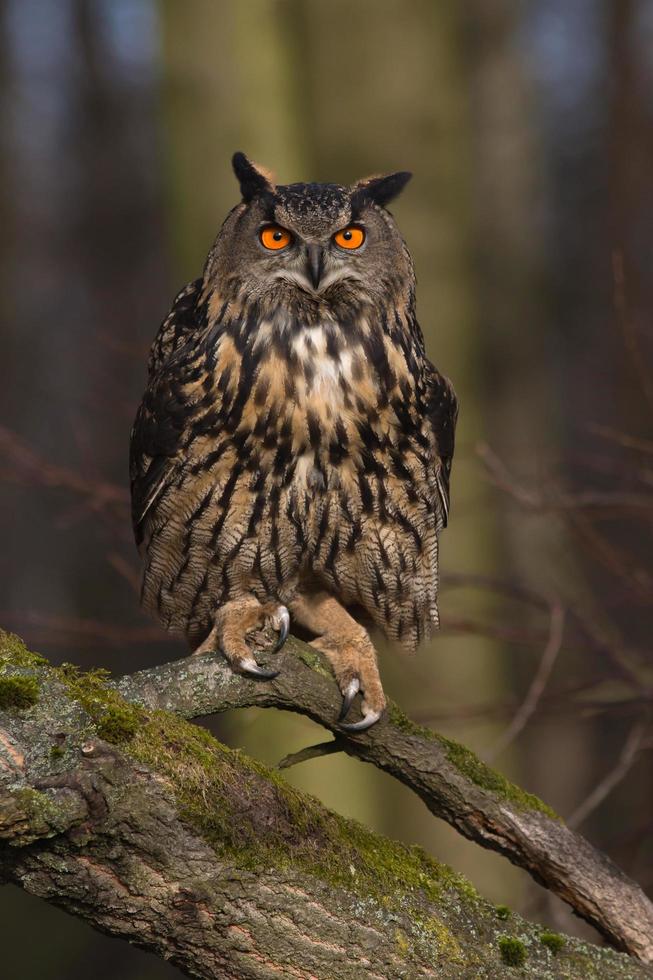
top-left (260, 225), bottom-right (293, 250)
top-left (334, 226), bottom-right (365, 250)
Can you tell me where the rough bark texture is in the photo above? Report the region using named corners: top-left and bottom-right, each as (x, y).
top-left (0, 630), bottom-right (651, 979)
top-left (117, 636), bottom-right (653, 963)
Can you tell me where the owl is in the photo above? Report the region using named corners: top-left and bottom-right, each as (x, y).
top-left (130, 153), bottom-right (457, 731)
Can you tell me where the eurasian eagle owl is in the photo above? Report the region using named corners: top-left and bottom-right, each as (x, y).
top-left (130, 153), bottom-right (457, 731)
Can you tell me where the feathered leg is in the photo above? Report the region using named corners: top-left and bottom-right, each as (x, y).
top-left (290, 591), bottom-right (385, 731)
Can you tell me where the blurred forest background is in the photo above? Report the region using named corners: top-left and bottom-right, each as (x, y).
top-left (1, 1), bottom-right (652, 977)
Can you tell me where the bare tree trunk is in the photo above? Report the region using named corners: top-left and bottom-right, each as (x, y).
top-left (1, 630), bottom-right (652, 978)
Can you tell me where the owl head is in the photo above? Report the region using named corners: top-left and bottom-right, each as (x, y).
top-left (204, 153), bottom-right (413, 310)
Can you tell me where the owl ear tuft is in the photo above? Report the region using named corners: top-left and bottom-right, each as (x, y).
top-left (351, 171), bottom-right (412, 211)
top-left (232, 152), bottom-right (276, 203)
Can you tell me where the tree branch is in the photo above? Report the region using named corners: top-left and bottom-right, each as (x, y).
top-left (116, 635), bottom-right (653, 964)
top-left (1, 629), bottom-right (652, 978)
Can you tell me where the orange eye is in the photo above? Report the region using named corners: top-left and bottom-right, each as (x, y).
top-left (334, 226), bottom-right (365, 250)
top-left (260, 225), bottom-right (292, 250)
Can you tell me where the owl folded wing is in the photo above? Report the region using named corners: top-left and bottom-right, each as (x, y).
top-left (130, 278), bottom-right (208, 544)
top-left (425, 365), bottom-right (458, 528)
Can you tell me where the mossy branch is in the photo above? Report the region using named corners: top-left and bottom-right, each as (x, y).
top-left (1, 630), bottom-right (652, 979)
top-left (115, 634), bottom-right (653, 965)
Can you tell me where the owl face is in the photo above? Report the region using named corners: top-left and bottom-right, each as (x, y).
top-left (204, 154), bottom-right (413, 310)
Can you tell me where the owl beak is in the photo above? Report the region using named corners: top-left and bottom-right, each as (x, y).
top-left (306, 244), bottom-right (325, 290)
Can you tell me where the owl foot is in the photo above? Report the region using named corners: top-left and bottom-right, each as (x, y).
top-left (269, 605), bottom-right (290, 653)
top-left (336, 672), bottom-right (384, 732)
top-left (191, 597), bottom-right (289, 680)
top-left (338, 703), bottom-right (383, 733)
top-left (337, 678), bottom-right (384, 731)
top-left (338, 678), bottom-right (360, 721)
top-left (237, 658), bottom-right (280, 680)
top-left (289, 591), bottom-right (386, 731)
top-left (308, 632), bottom-right (386, 730)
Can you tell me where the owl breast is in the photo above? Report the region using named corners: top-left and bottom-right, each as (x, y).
top-left (291, 325), bottom-right (354, 400)
top-left (140, 307), bottom-right (440, 651)
top-left (286, 323), bottom-right (359, 492)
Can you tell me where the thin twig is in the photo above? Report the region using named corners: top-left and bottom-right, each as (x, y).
top-left (0, 425), bottom-right (128, 516)
top-left (0, 610), bottom-right (171, 648)
top-left (568, 718), bottom-right (650, 829)
top-left (485, 601), bottom-right (565, 761)
top-left (477, 442), bottom-right (653, 512)
top-left (278, 738), bottom-right (344, 769)
top-left (589, 424), bottom-right (653, 456)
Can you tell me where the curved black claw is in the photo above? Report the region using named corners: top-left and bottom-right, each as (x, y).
top-left (338, 678), bottom-right (360, 722)
top-left (339, 709), bottom-right (382, 734)
top-left (271, 606), bottom-right (290, 654)
top-left (238, 657), bottom-right (280, 680)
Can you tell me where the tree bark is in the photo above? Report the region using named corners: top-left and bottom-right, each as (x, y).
top-left (1, 629), bottom-right (651, 979)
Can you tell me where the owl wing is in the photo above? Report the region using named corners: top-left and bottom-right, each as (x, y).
top-left (146, 278), bottom-right (204, 375)
top-left (425, 365), bottom-right (458, 528)
top-left (130, 278), bottom-right (206, 545)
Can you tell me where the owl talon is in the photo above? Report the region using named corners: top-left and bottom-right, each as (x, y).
top-left (338, 678), bottom-right (360, 722)
top-left (238, 657), bottom-right (280, 680)
top-left (271, 606), bottom-right (290, 653)
top-left (338, 708), bottom-right (382, 733)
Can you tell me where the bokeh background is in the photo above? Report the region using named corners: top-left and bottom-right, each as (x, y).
top-left (1, 1), bottom-right (652, 976)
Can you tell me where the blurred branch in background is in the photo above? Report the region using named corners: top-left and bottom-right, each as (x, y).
top-left (568, 718), bottom-right (651, 829)
top-left (485, 598), bottom-right (565, 762)
top-left (0, 425), bottom-right (129, 530)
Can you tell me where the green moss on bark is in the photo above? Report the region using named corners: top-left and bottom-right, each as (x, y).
top-left (0, 630), bottom-right (48, 670)
top-left (387, 701), bottom-right (558, 819)
top-left (122, 706), bottom-right (482, 969)
top-left (13, 787), bottom-right (59, 823)
top-left (55, 663), bottom-right (143, 744)
top-left (541, 932), bottom-right (566, 954)
top-left (499, 936), bottom-right (527, 967)
top-left (127, 707), bottom-right (477, 905)
top-left (0, 635), bottom-right (141, 742)
top-left (96, 705), bottom-right (140, 743)
top-left (0, 674), bottom-right (39, 710)
top-left (296, 644), bottom-right (333, 679)
top-left (440, 734), bottom-right (558, 819)
top-left (2, 787), bottom-right (79, 843)
top-left (118, 708), bottom-right (643, 976)
top-left (388, 700), bottom-right (438, 741)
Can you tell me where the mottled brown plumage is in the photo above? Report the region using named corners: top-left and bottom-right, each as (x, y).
top-left (130, 154), bottom-right (457, 729)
